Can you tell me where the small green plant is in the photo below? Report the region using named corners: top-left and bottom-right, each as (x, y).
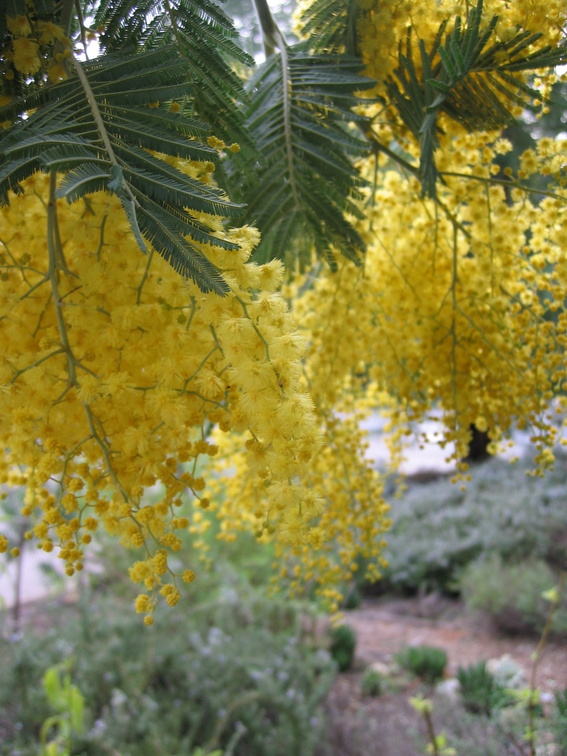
top-left (341, 584), bottom-right (362, 611)
top-left (40, 661), bottom-right (85, 756)
top-left (550, 687), bottom-right (567, 751)
top-left (395, 645), bottom-right (447, 684)
top-left (410, 696), bottom-right (456, 756)
top-left (360, 668), bottom-right (383, 697)
top-left (329, 624), bottom-right (356, 672)
top-left (457, 661), bottom-right (513, 716)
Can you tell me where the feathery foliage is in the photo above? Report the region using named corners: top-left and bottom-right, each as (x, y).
top-left (240, 44), bottom-right (374, 268)
top-left (94, 0), bottom-right (256, 154)
top-left (385, 0), bottom-right (567, 196)
top-left (0, 44), bottom-right (245, 293)
top-left (296, 0), bottom-right (360, 55)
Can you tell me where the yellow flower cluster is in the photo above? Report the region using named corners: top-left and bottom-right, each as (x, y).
top-left (291, 0), bottom-right (567, 480)
top-left (2, 0), bottom-right (566, 619)
top-left (0, 162), bottom-right (327, 621)
top-left (297, 0), bottom-right (566, 146)
top-left (2, 11), bottom-right (71, 84)
top-left (353, 0), bottom-right (567, 81)
top-left (286, 129), bottom-right (567, 479)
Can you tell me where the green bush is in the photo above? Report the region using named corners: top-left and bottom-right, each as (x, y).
top-left (394, 645), bottom-right (447, 684)
top-left (549, 687), bottom-right (567, 752)
top-left (329, 624), bottom-right (356, 672)
top-left (360, 668), bottom-right (383, 697)
top-left (460, 554), bottom-right (567, 636)
top-left (0, 592), bottom-right (336, 756)
top-left (456, 661), bottom-right (514, 716)
top-left (371, 455), bottom-right (567, 594)
top-left (340, 584), bottom-right (362, 611)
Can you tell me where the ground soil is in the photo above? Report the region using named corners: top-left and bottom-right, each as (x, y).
top-left (349, 596), bottom-right (567, 692)
top-left (319, 596), bottom-right (567, 756)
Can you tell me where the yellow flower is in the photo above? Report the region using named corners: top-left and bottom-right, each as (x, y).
top-left (47, 62), bottom-right (67, 83)
top-left (135, 593), bottom-right (152, 613)
top-left (12, 38), bottom-right (42, 75)
top-left (6, 15), bottom-right (32, 37)
top-left (38, 21), bottom-right (67, 45)
top-left (207, 135), bottom-right (226, 150)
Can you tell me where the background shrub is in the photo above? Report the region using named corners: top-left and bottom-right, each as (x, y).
top-left (0, 588), bottom-right (336, 756)
top-left (460, 554), bottom-right (567, 636)
top-left (360, 668), bottom-right (383, 697)
top-left (366, 455), bottom-right (567, 595)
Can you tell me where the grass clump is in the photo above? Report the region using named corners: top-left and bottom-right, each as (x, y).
top-left (457, 661), bottom-right (514, 716)
top-left (360, 668), bottom-right (383, 697)
top-left (329, 624), bottom-right (356, 672)
top-left (394, 645), bottom-right (447, 684)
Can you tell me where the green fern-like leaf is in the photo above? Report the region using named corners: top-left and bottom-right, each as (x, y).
top-left (94, 0), bottom-right (255, 157)
top-left (297, 0), bottom-right (360, 55)
top-left (0, 45), bottom-right (245, 294)
top-left (238, 44), bottom-right (374, 268)
top-left (386, 0), bottom-right (567, 196)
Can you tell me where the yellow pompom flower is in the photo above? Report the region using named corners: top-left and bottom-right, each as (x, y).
top-left (12, 37), bottom-right (41, 75)
top-left (6, 15), bottom-right (32, 37)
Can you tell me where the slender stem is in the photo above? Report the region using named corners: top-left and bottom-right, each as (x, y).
top-left (59, 0), bottom-right (76, 37)
top-left (68, 56), bottom-right (117, 167)
top-left (251, 0), bottom-right (300, 210)
top-left (163, 0), bottom-right (184, 50)
top-left (67, 56), bottom-right (138, 209)
top-left (369, 134), bottom-right (471, 238)
top-left (423, 709), bottom-right (439, 756)
top-left (8, 348), bottom-right (66, 386)
top-left (450, 221), bottom-right (459, 429)
top-left (527, 572), bottom-right (566, 756)
top-left (82, 404), bottom-right (129, 502)
top-left (440, 170), bottom-right (567, 202)
top-left (48, 173), bottom-right (77, 387)
top-left (276, 34), bottom-right (301, 213)
top-left (252, 0), bottom-right (278, 58)
top-left (136, 249), bottom-right (155, 304)
top-left (74, 0), bottom-right (89, 58)
top-left (11, 524), bottom-right (26, 634)
top-left (47, 172), bottom-right (130, 505)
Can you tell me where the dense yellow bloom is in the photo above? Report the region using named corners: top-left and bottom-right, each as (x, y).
top-left (287, 128), bottom-right (567, 476)
top-left (0, 161), bottom-right (335, 613)
top-left (11, 37), bottom-right (41, 75)
top-left (3, 0), bottom-right (567, 618)
top-left (2, 12), bottom-right (71, 81)
top-left (6, 15), bottom-right (32, 37)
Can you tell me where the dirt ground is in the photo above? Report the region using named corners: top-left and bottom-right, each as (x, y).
top-left (319, 597), bottom-right (567, 756)
top-left (348, 596), bottom-right (567, 693)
